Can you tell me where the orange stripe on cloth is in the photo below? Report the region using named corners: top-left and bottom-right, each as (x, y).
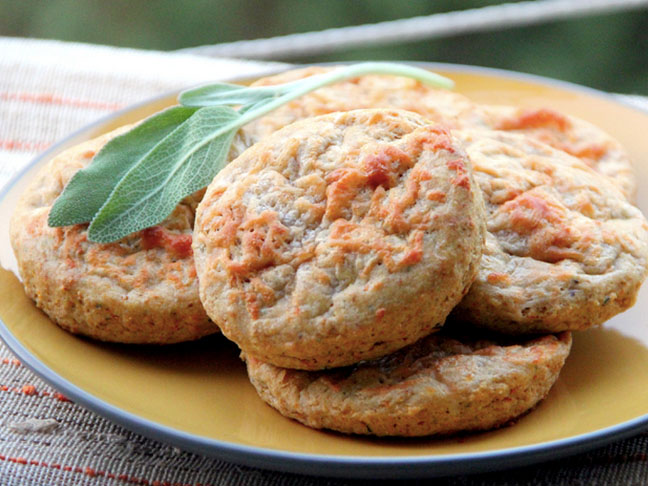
top-left (0, 454), bottom-right (218, 486)
top-left (0, 139), bottom-right (52, 152)
top-left (0, 357), bottom-right (21, 366)
top-left (0, 92), bottom-right (125, 111)
top-left (0, 383), bottom-right (70, 402)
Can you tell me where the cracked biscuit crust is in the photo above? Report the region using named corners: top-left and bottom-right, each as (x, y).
top-left (452, 130), bottom-right (648, 334)
top-left (245, 329), bottom-right (571, 436)
top-left (194, 109), bottom-right (486, 370)
top-left (10, 127), bottom-right (216, 344)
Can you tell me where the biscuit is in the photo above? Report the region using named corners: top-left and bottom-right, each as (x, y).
top-left (193, 109), bottom-right (486, 370)
top-left (476, 105), bottom-right (636, 199)
top-left (10, 128), bottom-right (217, 344)
top-left (452, 129), bottom-right (648, 334)
top-left (245, 328), bottom-right (572, 436)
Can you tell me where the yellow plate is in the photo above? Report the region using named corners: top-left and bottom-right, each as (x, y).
top-left (1, 63), bottom-right (648, 478)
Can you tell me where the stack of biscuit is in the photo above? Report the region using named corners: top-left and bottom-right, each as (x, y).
top-left (10, 67), bottom-right (648, 437)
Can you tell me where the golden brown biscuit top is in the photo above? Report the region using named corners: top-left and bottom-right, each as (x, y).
top-left (251, 330), bottom-right (572, 399)
top-left (12, 127), bottom-right (202, 294)
top-left (476, 105), bottom-right (636, 198)
top-left (194, 109), bottom-right (486, 368)
top-left (457, 129), bottom-right (646, 276)
top-left (197, 110), bottom-right (478, 312)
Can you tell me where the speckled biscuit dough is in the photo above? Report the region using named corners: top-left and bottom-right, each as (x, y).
top-left (452, 129), bottom-right (648, 334)
top-left (245, 329), bottom-right (572, 436)
top-left (475, 105), bottom-right (636, 199)
top-left (193, 109), bottom-right (486, 370)
top-left (10, 127), bottom-right (217, 344)
top-left (240, 67), bottom-right (635, 199)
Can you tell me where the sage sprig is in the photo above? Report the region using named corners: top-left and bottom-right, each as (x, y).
top-left (48, 106), bottom-right (198, 227)
top-left (48, 62), bottom-right (454, 243)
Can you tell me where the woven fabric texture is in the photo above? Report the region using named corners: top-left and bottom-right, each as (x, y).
top-left (1, 36), bottom-right (648, 486)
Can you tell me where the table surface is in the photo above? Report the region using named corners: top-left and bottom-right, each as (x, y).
top-left (2, 36), bottom-right (648, 486)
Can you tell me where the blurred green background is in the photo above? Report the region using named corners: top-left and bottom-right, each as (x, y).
top-left (2, 0), bottom-right (647, 94)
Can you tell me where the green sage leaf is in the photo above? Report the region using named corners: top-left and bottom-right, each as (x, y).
top-left (48, 106), bottom-right (197, 227)
top-left (87, 106), bottom-right (240, 243)
top-left (237, 97), bottom-right (276, 115)
top-left (179, 82), bottom-right (277, 108)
